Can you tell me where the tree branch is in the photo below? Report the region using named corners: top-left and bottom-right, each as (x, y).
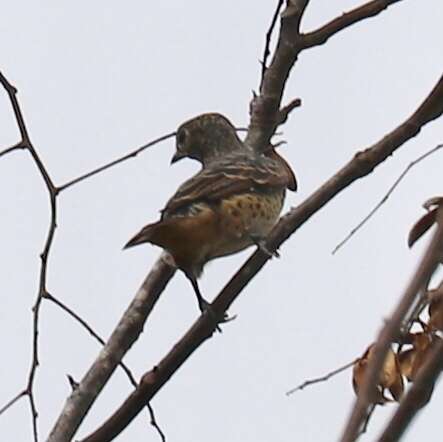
top-left (0, 141), bottom-right (26, 158)
top-left (0, 70), bottom-right (58, 442)
top-left (300, 0), bottom-right (403, 49)
top-left (57, 132), bottom-right (176, 192)
top-left (286, 358), bottom-right (359, 395)
top-left (340, 207), bottom-right (443, 442)
top-left (38, 2), bottom-right (440, 438)
top-left (245, 0), bottom-right (309, 152)
top-left (46, 253), bottom-right (175, 442)
top-left (245, 0), bottom-right (404, 153)
top-left (80, 73), bottom-right (443, 442)
top-left (259, 0), bottom-right (285, 90)
top-left (44, 292), bottom-right (166, 441)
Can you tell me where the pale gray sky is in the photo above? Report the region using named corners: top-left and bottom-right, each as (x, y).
top-left (1, 1), bottom-right (442, 441)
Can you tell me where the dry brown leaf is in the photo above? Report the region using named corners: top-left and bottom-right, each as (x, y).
top-left (352, 344), bottom-right (404, 404)
top-left (398, 332), bottom-right (433, 381)
top-left (408, 208), bottom-right (438, 248)
top-left (398, 348), bottom-right (418, 381)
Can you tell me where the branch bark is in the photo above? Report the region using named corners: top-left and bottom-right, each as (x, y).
top-left (46, 253), bottom-right (175, 442)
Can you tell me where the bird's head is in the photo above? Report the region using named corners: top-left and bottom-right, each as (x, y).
top-left (171, 113), bottom-right (243, 166)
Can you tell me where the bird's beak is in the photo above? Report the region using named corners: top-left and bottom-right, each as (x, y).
top-left (170, 150), bottom-right (186, 165)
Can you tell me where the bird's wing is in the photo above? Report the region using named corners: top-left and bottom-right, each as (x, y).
top-left (162, 154), bottom-right (294, 218)
top-left (264, 148), bottom-right (297, 191)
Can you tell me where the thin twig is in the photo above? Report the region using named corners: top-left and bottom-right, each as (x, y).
top-left (1, 71), bottom-right (170, 441)
top-left (286, 358), bottom-right (359, 395)
top-left (360, 404), bottom-right (376, 436)
top-left (58, 127), bottom-right (249, 192)
top-left (333, 143), bottom-right (443, 254)
top-left (0, 70), bottom-right (59, 442)
top-left (57, 132), bottom-right (176, 192)
top-left (44, 292), bottom-right (166, 441)
top-left (259, 0), bottom-right (284, 90)
top-left (300, 0), bottom-right (403, 49)
top-left (0, 141), bottom-right (26, 157)
top-left (0, 390), bottom-right (27, 416)
top-left (44, 293), bottom-right (137, 386)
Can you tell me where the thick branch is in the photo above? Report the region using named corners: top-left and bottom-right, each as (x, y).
top-left (245, 0), bottom-right (309, 152)
top-left (81, 73), bottom-right (443, 442)
top-left (245, 0), bottom-right (404, 153)
top-left (46, 253), bottom-right (175, 442)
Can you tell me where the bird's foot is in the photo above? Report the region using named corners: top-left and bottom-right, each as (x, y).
top-left (198, 298), bottom-right (236, 332)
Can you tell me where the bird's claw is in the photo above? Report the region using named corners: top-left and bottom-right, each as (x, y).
top-left (198, 298), bottom-right (235, 332)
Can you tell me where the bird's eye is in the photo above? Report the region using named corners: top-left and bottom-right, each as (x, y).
top-left (177, 129), bottom-right (188, 148)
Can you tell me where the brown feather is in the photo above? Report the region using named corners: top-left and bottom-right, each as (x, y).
top-left (161, 151), bottom-right (294, 218)
top-left (125, 208), bottom-right (220, 276)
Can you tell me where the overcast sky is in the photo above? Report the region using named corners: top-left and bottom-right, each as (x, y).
top-left (1, 1), bottom-right (442, 441)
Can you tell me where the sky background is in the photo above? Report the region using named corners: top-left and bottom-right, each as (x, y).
top-left (0, 1), bottom-right (442, 441)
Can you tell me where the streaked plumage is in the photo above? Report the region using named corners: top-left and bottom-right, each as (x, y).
top-left (125, 113), bottom-right (296, 312)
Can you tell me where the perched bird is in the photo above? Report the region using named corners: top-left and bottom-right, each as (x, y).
top-left (125, 113), bottom-right (296, 314)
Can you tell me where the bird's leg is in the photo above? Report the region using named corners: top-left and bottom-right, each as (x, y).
top-left (249, 234), bottom-right (280, 258)
top-left (187, 274), bottom-right (211, 312)
top-left (186, 273), bottom-right (234, 330)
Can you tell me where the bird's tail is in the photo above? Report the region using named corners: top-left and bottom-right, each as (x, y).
top-left (124, 219), bottom-right (191, 251)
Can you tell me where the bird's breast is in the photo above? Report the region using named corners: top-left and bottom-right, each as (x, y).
top-left (208, 190), bottom-right (285, 259)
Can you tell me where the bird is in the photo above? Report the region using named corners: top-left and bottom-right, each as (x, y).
top-left (125, 113), bottom-right (296, 317)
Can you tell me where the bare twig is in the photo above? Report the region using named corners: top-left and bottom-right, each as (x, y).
top-left (0, 390), bottom-right (27, 416)
top-left (44, 293), bottom-right (137, 386)
top-left (259, 0), bottom-right (284, 90)
top-left (0, 141), bottom-right (26, 157)
top-left (58, 127), bottom-right (252, 192)
top-left (300, 0), bottom-right (403, 49)
top-left (277, 98), bottom-right (302, 126)
top-left (286, 358), bottom-right (359, 395)
top-left (43, 292), bottom-right (166, 441)
top-left (80, 73), bottom-right (443, 442)
top-left (1, 71), bottom-right (171, 442)
top-left (360, 404), bottom-right (376, 436)
top-left (333, 143), bottom-right (443, 255)
top-left (57, 132), bottom-right (176, 192)
top-left (340, 207), bottom-right (443, 442)
top-left (0, 70), bottom-right (59, 442)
